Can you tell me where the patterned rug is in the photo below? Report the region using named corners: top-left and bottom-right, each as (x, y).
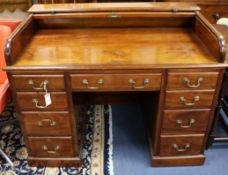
top-left (0, 103), bottom-right (113, 175)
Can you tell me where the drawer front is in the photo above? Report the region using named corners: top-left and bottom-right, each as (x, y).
top-left (165, 90), bottom-right (215, 108)
top-left (16, 92), bottom-right (68, 111)
top-left (159, 135), bottom-right (204, 156)
top-left (22, 112), bottom-right (71, 136)
top-left (70, 73), bottom-right (162, 91)
top-left (12, 75), bottom-right (65, 91)
top-left (28, 137), bottom-right (75, 157)
top-left (162, 109), bottom-right (211, 134)
top-left (167, 72), bottom-right (219, 90)
top-left (200, 5), bottom-right (228, 24)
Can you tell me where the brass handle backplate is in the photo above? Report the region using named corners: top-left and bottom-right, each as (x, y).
top-left (42, 145), bottom-right (60, 154)
top-left (109, 12), bottom-right (121, 18)
top-left (32, 99), bottom-right (50, 109)
top-left (128, 78), bottom-right (150, 89)
top-left (28, 80), bottom-right (48, 91)
top-left (38, 119), bottom-right (56, 127)
top-left (180, 96), bottom-right (200, 106)
top-left (212, 13), bottom-right (220, 20)
top-left (172, 143), bottom-right (191, 152)
top-left (183, 77), bottom-right (203, 88)
top-left (82, 79), bottom-right (104, 90)
top-left (176, 119), bottom-right (195, 128)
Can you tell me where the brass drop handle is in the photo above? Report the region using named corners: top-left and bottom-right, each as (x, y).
top-left (32, 99), bottom-right (50, 109)
top-left (28, 80), bottom-right (48, 91)
top-left (42, 145), bottom-right (60, 154)
top-left (180, 96), bottom-right (200, 106)
top-left (38, 119), bottom-right (56, 127)
top-left (172, 143), bottom-right (191, 152)
top-left (128, 78), bottom-right (150, 89)
top-left (82, 79), bottom-right (104, 90)
top-left (176, 119), bottom-right (195, 128)
top-left (183, 77), bottom-right (204, 88)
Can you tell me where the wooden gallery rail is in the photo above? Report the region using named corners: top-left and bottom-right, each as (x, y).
top-left (3, 3), bottom-right (228, 167)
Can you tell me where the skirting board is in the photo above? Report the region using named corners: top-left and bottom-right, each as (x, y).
top-left (152, 155), bottom-right (205, 167)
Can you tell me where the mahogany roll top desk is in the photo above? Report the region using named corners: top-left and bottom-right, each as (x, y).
top-left (3, 3), bottom-right (228, 167)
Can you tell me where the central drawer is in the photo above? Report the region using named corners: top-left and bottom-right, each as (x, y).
top-left (70, 73), bottom-right (162, 91)
top-left (21, 112), bottom-right (72, 136)
top-left (27, 137), bottom-right (75, 157)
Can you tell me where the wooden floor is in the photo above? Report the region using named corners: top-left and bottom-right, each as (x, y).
top-left (15, 27), bottom-right (217, 66)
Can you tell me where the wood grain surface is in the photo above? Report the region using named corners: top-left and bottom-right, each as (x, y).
top-left (14, 28), bottom-right (217, 66)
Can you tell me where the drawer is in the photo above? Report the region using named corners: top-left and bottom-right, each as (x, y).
top-left (165, 90), bottom-right (215, 108)
top-left (11, 75), bottom-right (65, 91)
top-left (70, 73), bottom-right (162, 91)
top-left (200, 5), bottom-right (228, 24)
top-left (27, 137), bottom-right (75, 157)
top-left (16, 92), bottom-right (68, 111)
top-left (21, 112), bottom-right (71, 136)
top-left (161, 109), bottom-right (211, 134)
top-left (167, 72), bottom-right (219, 90)
top-left (159, 135), bottom-right (204, 156)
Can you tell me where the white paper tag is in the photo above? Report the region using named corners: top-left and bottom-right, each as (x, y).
top-left (44, 93), bottom-right (52, 106)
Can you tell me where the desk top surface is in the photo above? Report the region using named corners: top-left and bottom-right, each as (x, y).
top-left (14, 27), bottom-right (217, 67)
